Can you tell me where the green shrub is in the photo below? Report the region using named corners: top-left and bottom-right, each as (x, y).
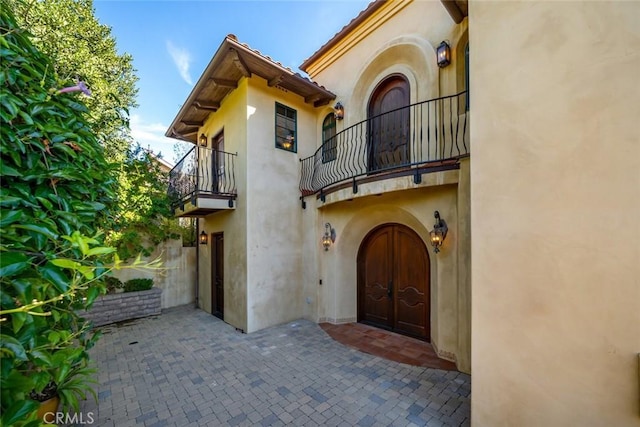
top-left (123, 278), bottom-right (153, 292)
top-left (0, 3), bottom-right (116, 423)
top-left (104, 276), bottom-right (124, 294)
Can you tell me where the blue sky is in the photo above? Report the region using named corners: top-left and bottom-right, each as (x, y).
top-left (93, 0), bottom-right (371, 163)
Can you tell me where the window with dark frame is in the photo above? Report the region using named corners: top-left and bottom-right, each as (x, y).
top-left (275, 103), bottom-right (297, 152)
top-left (322, 113), bottom-right (337, 163)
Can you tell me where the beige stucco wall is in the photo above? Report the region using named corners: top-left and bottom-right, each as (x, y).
top-left (199, 80), bottom-right (249, 332)
top-left (243, 77), bottom-right (320, 332)
top-left (112, 239), bottom-right (195, 309)
top-left (470, 2), bottom-right (640, 426)
top-left (456, 157), bottom-right (471, 373)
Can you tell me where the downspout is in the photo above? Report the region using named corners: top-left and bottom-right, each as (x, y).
top-left (194, 145), bottom-right (201, 309)
top-left (195, 217), bottom-right (199, 308)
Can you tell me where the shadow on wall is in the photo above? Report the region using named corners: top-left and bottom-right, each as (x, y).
top-left (112, 238), bottom-right (196, 309)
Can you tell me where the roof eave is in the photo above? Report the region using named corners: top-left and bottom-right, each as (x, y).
top-left (299, 0), bottom-right (386, 73)
top-left (165, 37), bottom-right (235, 141)
top-left (167, 36), bottom-right (336, 142)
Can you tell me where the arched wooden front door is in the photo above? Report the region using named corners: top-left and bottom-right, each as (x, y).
top-left (367, 75), bottom-right (410, 172)
top-left (357, 224), bottom-right (430, 341)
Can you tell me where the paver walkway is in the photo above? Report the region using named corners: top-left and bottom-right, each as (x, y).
top-left (81, 305), bottom-right (470, 426)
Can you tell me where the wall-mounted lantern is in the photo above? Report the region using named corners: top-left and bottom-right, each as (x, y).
top-left (282, 134), bottom-right (295, 150)
top-left (436, 41), bottom-right (451, 68)
top-left (199, 133), bottom-right (208, 146)
top-left (322, 222), bottom-right (336, 251)
top-left (199, 230), bottom-right (208, 245)
top-left (429, 211), bottom-right (448, 253)
top-left (334, 102), bottom-right (344, 120)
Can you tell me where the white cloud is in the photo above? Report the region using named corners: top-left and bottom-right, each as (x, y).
top-left (166, 40), bottom-right (193, 86)
top-left (130, 114), bottom-right (183, 162)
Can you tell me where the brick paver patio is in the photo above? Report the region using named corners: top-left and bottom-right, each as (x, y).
top-left (81, 305), bottom-right (470, 426)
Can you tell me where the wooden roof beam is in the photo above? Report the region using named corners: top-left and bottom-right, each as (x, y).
top-left (229, 49), bottom-right (251, 77)
top-left (181, 120), bottom-right (203, 126)
top-left (182, 127), bottom-right (199, 136)
top-left (194, 101), bottom-right (220, 111)
top-left (210, 77), bottom-right (238, 88)
top-left (314, 98), bottom-right (333, 108)
top-left (268, 75), bottom-right (284, 87)
top-left (304, 93), bottom-right (322, 104)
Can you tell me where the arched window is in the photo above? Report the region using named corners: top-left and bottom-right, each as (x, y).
top-left (322, 113), bottom-right (336, 163)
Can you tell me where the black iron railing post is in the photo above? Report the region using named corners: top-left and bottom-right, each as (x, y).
top-left (168, 146), bottom-right (238, 210)
top-left (195, 145), bottom-right (200, 194)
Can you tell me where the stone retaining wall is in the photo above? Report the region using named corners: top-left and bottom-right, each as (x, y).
top-left (82, 287), bottom-right (162, 327)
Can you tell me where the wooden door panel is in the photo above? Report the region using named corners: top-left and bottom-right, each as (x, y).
top-left (358, 228), bottom-right (392, 328)
top-left (212, 132), bottom-right (224, 194)
top-left (358, 224), bottom-right (430, 341)
top-left (212, 233), bottom-right (224, 319)
top-left (368, 76), bottom-right (410, 172)
top-left (394, 227), bottom-right (429, 339)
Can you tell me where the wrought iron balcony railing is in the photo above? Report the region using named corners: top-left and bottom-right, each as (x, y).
top-left (300, 91), bottom-right (469, 198)
top-left (168, 146), bottom-right (237, 208)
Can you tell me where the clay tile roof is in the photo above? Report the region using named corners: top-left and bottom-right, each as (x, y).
top-left (166, 35), bottom-right (336, 143)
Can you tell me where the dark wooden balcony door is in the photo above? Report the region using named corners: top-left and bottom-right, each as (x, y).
top-left (357, 224), bottom-right (430, 341)
top-left (367, 75), bottom-right (410, 172)
top-left (212, 131), bottom-right (224, 194)
top-left (211, 232), bottom-right (224, 319)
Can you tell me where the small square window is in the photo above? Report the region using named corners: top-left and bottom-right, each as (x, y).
top-left (275, 102), bottom-right (297, 152)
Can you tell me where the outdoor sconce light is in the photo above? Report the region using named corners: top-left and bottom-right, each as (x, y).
top-left (334, 102), bottom-right (344, 120)
top-left (199, 133), bottom-right (208, 146)
top-left (322, 222), bottom-right (336, 251)
top-left (436, 41), bottom-right (451, 68)
top-left (429, 211), bottom-right (448, 253)
top-left (282, 134), bottom-right (294, 150)
top-left (199, 231), bottom-right (208, 245)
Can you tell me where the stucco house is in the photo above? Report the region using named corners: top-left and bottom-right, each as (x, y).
top-left (166, 1), bottom-right (639, 426)
top-left (166, 0), bottom-right (471, 373)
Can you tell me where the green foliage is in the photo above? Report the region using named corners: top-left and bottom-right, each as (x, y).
top-left (107, 144), bottom-right (181, 259)
top-left (0, 3), bottom-right (117, 423)
top-left (9, 0), bottom-right (184, 260)
top-left (8, 0), bottom-right (139, 160)
top-left (103, 276), bottom-right (123, 294)
top-left (123, 278), bottom-right (153, 293)
top-left (178, 217), bottom-right (197, 247)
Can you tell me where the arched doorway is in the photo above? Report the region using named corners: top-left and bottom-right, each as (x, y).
top-left (367, 75), bottom-right (410, 172)
top-left (357, 224), bottom-right (430, 341)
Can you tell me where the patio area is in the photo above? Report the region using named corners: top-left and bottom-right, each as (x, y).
top-left (81, 305), bottom-right (470, 426)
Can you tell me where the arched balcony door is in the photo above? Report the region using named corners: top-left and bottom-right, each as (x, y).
top-left (367, 75), bottom-right (410, 172)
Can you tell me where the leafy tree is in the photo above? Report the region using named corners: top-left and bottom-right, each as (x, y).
top-left (8, 0), bottom-right (138, 160)
top-left (0, 2), bottom-right (118, 422)
top-left (107, 144), bottom-right (180, 259)
top-left (9, 0), bottom-right (188, 258)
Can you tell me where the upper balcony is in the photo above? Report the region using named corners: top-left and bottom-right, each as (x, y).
top-left (168, 146), bottom-right (237, 217)
top-left (300, 92), bottom-right (469, 203)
